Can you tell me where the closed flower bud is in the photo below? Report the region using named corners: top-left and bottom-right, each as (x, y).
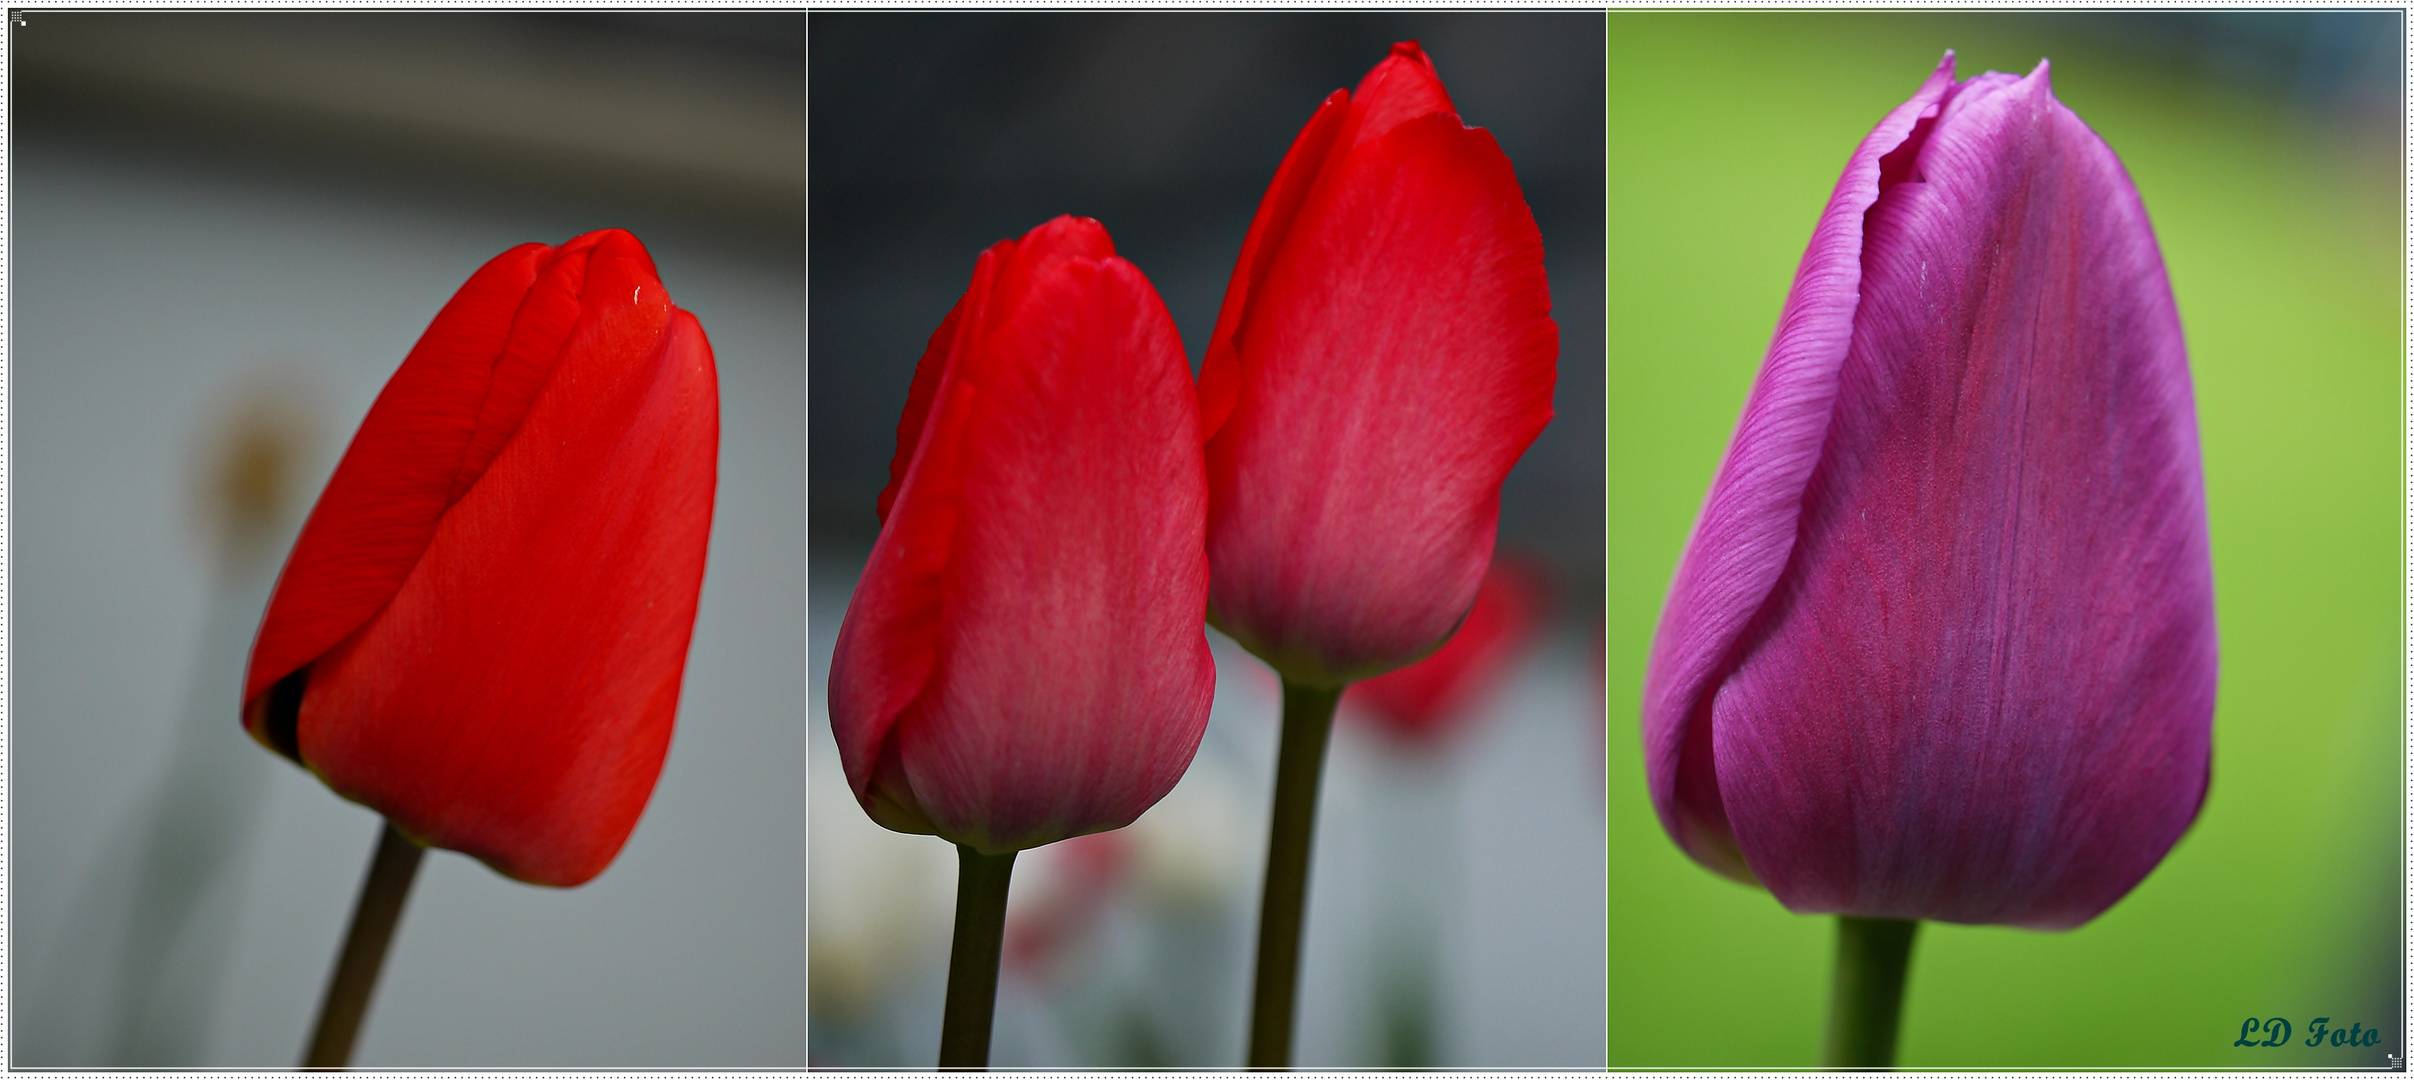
top-left (830, 216), bottom-right (1215, 856)
top-left (244, 229), bottom-right (718, 888)
top-left (1643, 54), bottom-right (2216, 929)
top-left (1199, 41), bottom-right (1558, 687)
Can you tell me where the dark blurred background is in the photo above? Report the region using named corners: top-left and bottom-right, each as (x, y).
top-left (810, 12), bottom-right (1606, 607)
top-left (12, 12), bottom-right (804, 1067)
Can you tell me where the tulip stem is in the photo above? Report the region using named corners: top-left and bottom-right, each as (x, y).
top-left (1822, 916), bottom-right (1920, 1069)
top-left (1246, 678), bottom-right (1344, 1068)
top-left (301, 820), bottom-right (424, 1068)
top-left (938, 845), bottom-right (1018, 1069)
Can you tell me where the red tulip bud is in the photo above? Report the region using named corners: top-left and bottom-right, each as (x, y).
top-left (830, 216), bottom-right (1216, 855)
top-left (1198, 41), bottom-right (1558, 687)
top-left (243, 229), bottom-right (718, 888)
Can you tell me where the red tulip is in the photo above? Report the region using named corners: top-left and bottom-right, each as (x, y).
top-left (1643, 55), bottom-right (2214, 928)
top-left (1346, 559), bottom-right (1543, 743)
top-left (243, 229), bottom-right (718, 888)
top-left (1197, 41), bottom-right (1557, 687)
top-left (829, 216), bottom-right (1215, 855)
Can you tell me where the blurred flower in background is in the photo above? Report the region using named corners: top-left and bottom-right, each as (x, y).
top-left (1347, 559), bottom-right (1546, 747)
top-left (12, 12), bottom-right (804, 1066)
top-left (809, 12), bottom-right (1605, 1067)
top-left (1335, 557), bottom-right (1555, 1067)
top-left (194, 371), bottom-right (324, 567)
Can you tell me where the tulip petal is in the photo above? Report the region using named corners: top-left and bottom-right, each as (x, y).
top-left (1205, 108), bottom-right (1556, 686)
top-left (832, 248), bottom-right (1001, 835)
top-left (447, 231), bottom-right (667, 505)
top-left (895, 255), bottom-right (1214, 854)
top-left (1705, 62), bottom-right (2215, 927)
top-left (874, 295), bottom-right (965, 526)
top-left (876, 219), bottom-right (1116, 526)
top-left (1200, 89), bottom-right (1350, 442)
top-left (1346, 41), bottom-right (1457, 150)
top-left (1199, 42), bottom-right (1462, 447)
top-left (242, 243), bottom-right (553, 727)
top-left (1642, 54), bottom-right (1958, 882)
top-left (298, 300), bottom-right (716, 887)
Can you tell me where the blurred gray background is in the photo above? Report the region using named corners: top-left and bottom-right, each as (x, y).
top-left (808, 13), bottom-right (1607, 1068)
top-left (10, 12), bottom-right (805, 1066)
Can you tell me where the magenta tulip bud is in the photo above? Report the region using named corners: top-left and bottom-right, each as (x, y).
top-left (830, 216), bottom-right (1216, 856)
top-left (1643, 53), bottom-right (2216, 930)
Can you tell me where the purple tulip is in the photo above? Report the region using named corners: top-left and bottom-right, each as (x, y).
top-left (1643, 53), bottom-right (2215, 930)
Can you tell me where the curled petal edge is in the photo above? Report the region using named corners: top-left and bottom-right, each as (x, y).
top-left (1641, 52), bottom-right (1959, 880)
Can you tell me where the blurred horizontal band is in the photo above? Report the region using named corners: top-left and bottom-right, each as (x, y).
top-left (14, 13), bottom-right (805, 238)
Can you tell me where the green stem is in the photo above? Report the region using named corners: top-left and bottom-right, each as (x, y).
top-left (1246, 678), bottom-right (1344, 1069)
top-left (937, 845), bottom-right (1018, 1069)
top-left (301, 821), bottom-right (425, 1068)
top-left (1822, 916), bottom-right (1920, 1069)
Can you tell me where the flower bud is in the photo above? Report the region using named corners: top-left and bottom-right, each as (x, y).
top-left (1643, 55), bottom-right (2216, 929)
top-left (1199, 42), bottom-right (1557, 688)
top-left (830, 216), bottom-right (1215, 855)
top-left (245, 230), bottom-right (718, 888)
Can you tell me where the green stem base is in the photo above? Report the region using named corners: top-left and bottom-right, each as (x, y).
top-left (938, 845), bottom-right (1017, 1069)
top-left (1822, 916), bottom-right (1920, 1069)
top-left (1246, 678), bottom-right (1344, 1069)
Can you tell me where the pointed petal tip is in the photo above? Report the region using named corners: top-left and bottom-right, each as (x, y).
top-left (1351, 39), bottom-right (1456, 134)
top-left (1020, 215), bottom-right (1116, 262)
top-left (1926, 50), bottom-right (1959, 90)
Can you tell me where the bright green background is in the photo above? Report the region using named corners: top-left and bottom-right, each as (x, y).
top-left (1605, 12), bottom-right (2404, 1069)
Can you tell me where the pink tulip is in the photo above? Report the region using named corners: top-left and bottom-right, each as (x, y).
top-left (1643, 54), bottom-right (2216, 930)
top-left (829, 216), bottom-right (1215, 856)
top-left (1198, 41), bottom-right (1557, 687)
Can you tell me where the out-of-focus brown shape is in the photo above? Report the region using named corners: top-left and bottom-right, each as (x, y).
top-left (191, 366), bottom-right (319, 565)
